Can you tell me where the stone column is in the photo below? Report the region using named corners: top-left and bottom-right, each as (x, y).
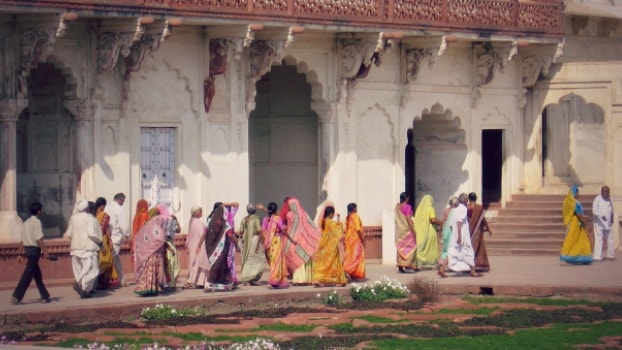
top-left (66, 100), bottom-right (95, 201)
top-left (313, 102), bottom-right (338, 200)
top-left (0, 99), bottom-right (26, 243)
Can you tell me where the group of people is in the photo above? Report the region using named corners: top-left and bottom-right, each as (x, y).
top-left (560, 185), bottom-right (617, 265)
top-left (180, 198), bottom-right (366, 293)
top-left (394, 192), bottom-right (492, 278)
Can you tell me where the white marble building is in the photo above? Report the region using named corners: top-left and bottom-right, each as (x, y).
top-left (0, 0), bottom-right (620, 255)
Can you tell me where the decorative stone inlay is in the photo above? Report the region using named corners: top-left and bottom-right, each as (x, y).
top-left (0, 0), bottom-right (564, 35)
top-left (253, 0), bottom-right (288, 13)
top-left (447, 0), bottom-right (515, 26)
top-left (391, 0), bottom-right (443, 21)
top-left (294, 0), bottom-right (380, 17)
top-left (204, 38), bottom-right (230, 112)
top-left (518, 3), bottom-right (560, 30)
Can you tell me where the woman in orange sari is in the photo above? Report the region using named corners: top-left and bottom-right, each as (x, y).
top-left (259, 202), bottom-right (294, 288)
top-left (131, 200), bottom-right (149, 268)
top-left (343, 203), bottom-right (365, 281)
top-left (95, 197), bottom-right (119, 289)
top-left (313, 204), bottom-right (347, 287)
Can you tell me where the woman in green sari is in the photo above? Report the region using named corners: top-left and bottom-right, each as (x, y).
top-left (414, 195), bottom-right (442, 268)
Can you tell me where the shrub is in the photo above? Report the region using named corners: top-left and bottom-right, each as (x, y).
top-left (318, 289), bottom-right (342, 307)
top-left (140, 304), bottom-right (203, 320)
top-left (407, 276), bottom-right (440, 303)
top-left (350, 276), bottom-right (409, 302)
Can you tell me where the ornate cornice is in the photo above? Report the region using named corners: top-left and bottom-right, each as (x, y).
top-left (0, 0), bottom-right (565, 37)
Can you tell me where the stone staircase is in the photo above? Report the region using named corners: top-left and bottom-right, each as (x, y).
top-left (485, 194), bottom-right (594, 256)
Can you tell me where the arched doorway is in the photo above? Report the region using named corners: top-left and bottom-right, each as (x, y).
top-left (249, 62), bottom-right (318, 212)
top-left (16, 62), bottom-right (76, 237)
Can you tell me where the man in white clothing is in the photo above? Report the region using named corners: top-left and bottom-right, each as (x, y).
top-left (65, 200), bottom-right (102, 298)
top-left (592, 186), bottom-right (615, 261)
top-left (447, 193), bottom-right (482, 277)
top-left (104, 193), bottom-right (130, 286)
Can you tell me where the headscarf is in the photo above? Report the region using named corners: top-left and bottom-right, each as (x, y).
top-left (156, 203), bottom-right (170, 218)
top-left (73, 200), bottom-right (88, 214)
top-left (132, 199), bottom-right (150, 235)
top-left (189, 205), bottom-right (202, 229)
top-left (563, 186), bottom-right (584, 226)
top-left (414, 195), bottom-right (435, 237)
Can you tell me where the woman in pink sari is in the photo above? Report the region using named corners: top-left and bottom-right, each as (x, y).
top-left (185, 206), bottom-right (209, 288)
top-left (279, 197), bottom-right (321, 285)
top-left (395, 192), bottom-right (417, 273)
top-left (259, 202), bottom-right (294, 288)
top-left (133, 216), bottom-right (168, 296)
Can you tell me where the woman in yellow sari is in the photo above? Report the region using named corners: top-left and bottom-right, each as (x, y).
top-left (343, 203), bottom-right (365, 281)
top-left (95, 197), bottom-right (119, 289)
top-left (414, 195), bottom-right (442, 268)
top-left (560, 186), bottom-right (593, 264)
top-left (259, 202), bottom-right (294, 288)
top-left (313, 205), bottom-right (347, 287)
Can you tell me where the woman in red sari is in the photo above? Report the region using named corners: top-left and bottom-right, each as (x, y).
top-left (343, 203), bottom-right (365, 281)
top-left (131, 200), bottom-right (149, 268)
top-left (96, 197), bottom-right (119, 289)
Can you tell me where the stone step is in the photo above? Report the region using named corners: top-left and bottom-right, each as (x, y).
top-left (488, 247), bottom-right (561, 256)
top-left (486, 238), bottom-right (563, 249)
top-left (489, 222), bottom-right (562, 230)
top-left (505, 201), bottom-right (593, 210)
top-left (510, 194), bottom-right (595, 202)
top-left (487, 232), bottom-right (563, 240)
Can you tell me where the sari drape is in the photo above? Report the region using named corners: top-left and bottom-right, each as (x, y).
top-left (313, 219), bottom-right (347, 285)
top-left (467, 203), bottom-right (490, 270)
top-left (131, 200), bottom-right (149, 267)
top-left (343, 213), bottom-right (365, 280)
top-left (282, 198), bottom-right (321, 274)
top-left (205, 207), bottom-right (235, 290)
top-left (186, 217), bottom-right (209, 287)
top-left (439, 207), bottom-right (455, 262)
top-left (134, 216), bottom-right (167, 296)
top-left (97, 211), bottom-right (119, 288)
top-left (560, 188), bottom-right (593, 264)
top-left (447, 204), bottom-right (475, 272)
top-left (394, 203), bottom-right (417, 268)
top-left (263, 215), bottom-right (289, 288)
top-left (414, 195), bottom-right (439, 267)
top-left (239, 214), bottom-right (267, 283)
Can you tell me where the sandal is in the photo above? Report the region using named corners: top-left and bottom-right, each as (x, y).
top-left (10, 297), bottom-right (23, 305)
top-left (437, 270), bottom-right (448, 278)
top-left (470, 272), bottom-right (482, 277)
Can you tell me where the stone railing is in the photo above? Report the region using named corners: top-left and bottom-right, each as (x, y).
top-left (0, 0), bottom-right (563, 36)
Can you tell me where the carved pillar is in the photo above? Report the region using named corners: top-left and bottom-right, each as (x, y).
top-left (66, 100), bottom-right (95, 201)
top-left (0, 98), bottom-right (27, 243)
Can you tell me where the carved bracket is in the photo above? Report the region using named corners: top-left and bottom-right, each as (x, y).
top-left (96, 19), bottom-right (144, 74)
top-left (339, 38), bottom-right (378, 80)
top-left (18, 28), bottom-right (57, 96)
top-left (405, 48), bottom-right (436, 84)
top-left (121, 34), bottom-right (161, 101)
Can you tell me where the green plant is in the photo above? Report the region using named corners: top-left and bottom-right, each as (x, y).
top-left (407, 276), bottom-right (440, 303)
top-left (350, 275), bottom-right (409, 302)
top-left (140, 304), bottom-right (204, 320)
top-left (318, 289), bottom-right (342, 306)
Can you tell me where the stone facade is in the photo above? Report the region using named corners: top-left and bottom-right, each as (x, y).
top-left (0, 0), bottom-right (620, 260)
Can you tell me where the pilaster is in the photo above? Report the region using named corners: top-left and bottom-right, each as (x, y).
top-left (0, 98), bottom-right (27, 243)
top-left (65, 99), bottom-right (95, 200)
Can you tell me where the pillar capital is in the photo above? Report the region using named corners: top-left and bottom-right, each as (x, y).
top-left (0, 99), bottom-right (27, 122)
top-left (64, 99), bottom-right (95, 122)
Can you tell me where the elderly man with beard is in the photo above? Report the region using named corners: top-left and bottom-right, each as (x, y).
top-left (65, 200), bottom-right (102, 298)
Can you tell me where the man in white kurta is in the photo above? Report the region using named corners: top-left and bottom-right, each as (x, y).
top-left (592, 186), bottom-right (614, 261)
top-left (66, 200), bottom-right (102, 298)
top-left (448, 193), bottom-right (481, 277)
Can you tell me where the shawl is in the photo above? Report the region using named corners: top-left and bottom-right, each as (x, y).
top-left (468, 203), bottom-right (486, 235)
top-left (134, 216), bottom-right (167, 276)
top-left (563, 186), bottom-right (583, 226)
top-left (283, 198), bottom-right (321, 272)
top-left (132, 200), bottom-right (149, 235)
top-left (414, 195), bottom-right (435, 240)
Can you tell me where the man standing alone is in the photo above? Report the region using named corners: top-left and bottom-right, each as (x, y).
top-left (593, 186), bottom-right (615, 261)
top-left (11, 202), bottom-right (51, 305)
top-left (105, 193), bottom-right (130, 286)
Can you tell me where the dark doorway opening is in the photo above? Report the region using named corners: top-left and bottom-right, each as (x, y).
top-left (405, 129), bottom-right (415, 207)
top-left (482, 129), bottom-right (503, 206)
